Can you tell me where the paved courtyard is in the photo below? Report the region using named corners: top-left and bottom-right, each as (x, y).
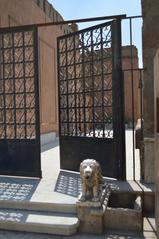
top-left (0, 131), bottom-right (155, 238)
top-left (0, 229), bottom-right (156, 239)
top-left (0, 216), bottom-right (156, 239)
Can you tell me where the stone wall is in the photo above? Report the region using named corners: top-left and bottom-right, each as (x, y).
top-left (141, 0), bottom-right (159, 182)
top-left (142, 0), bottom-right (159, 136)
top-left (35, 0), bottom-right (71, 34)
top-left (154, 47), bottom-right (159, 238)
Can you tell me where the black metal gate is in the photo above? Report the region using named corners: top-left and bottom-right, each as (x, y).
top-left (0, 26), bottom-right (41, 177)
top-left (58, 20), bottom-right (125, 179)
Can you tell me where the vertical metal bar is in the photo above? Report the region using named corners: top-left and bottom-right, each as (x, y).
top-left (34, 27), bottom-right (40, 139)
top-left (139, 69), bottom-right (144, 180)
top-left (33, 26), bottom-right (41, 177)
top-left (65, 38), bottom-right (69, 135)
top-left (1, 34), bottom-right (6, 139)
top-left (12, 31), bottom-right (16, 139)
top-left (57, 38), bottom-right (62, 137)
top-left (100, 26), bottom-right (105, 138)
top-left (129, 18), bottom-right (135, 181)
top-left (73, 34), bottom-right (77, 136)
top-left (22, 31), bottom-right (27, 139)
top-left (82, 32), bottom-right (86, 136)
top-left (91, 30), bottom-right (95, 137)
top-left (140, 69), bottom-right (143, 131)
top-left (112, 19), bottom-right (126, 180)
top-left (0, 36), bottom-right (1, 125)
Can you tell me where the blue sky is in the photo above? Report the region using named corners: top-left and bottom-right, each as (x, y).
top-left (48, 0), bottom-right (142, 66)
top-left (48, 0), bottom-right (141, 21)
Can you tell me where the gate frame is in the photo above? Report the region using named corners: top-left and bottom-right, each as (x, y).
top-left (0, 25), bottom-right (41, 178)
top-left (112, 19), bottom-right (126, 179)
top-left (57, 18), bottom-right (126, 180)
top-left (0, 14), bottom-right (143, 180)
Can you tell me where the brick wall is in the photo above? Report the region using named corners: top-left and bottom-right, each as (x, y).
top-left (0, 0), bottom-right (70, 134)
top-left (122, 46), bottom-right (140, 123)
top-left (0, 0), bottom-right (141, 135)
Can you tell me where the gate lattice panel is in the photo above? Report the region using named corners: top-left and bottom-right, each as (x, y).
top-left (0, 26), bottom-right (41, 177)
top-left (58, 20), bottom-right (125, 179)
top-left (59, 23), bottom-right (113, 138)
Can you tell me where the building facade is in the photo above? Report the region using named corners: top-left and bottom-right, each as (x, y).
top-left (0, 0), bottom-right (73, 137)
top-left (0, 0), bottom-right (141, 139)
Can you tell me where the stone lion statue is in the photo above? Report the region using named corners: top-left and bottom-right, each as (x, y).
top-left (79, 159), bottom-right (104, 202)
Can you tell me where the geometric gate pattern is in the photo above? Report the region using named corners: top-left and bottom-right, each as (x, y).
top-left (58, 20), bottom-right (126, 179)
top-left (0, 28), bottom-right (38, 139)
top-left (0, 26), bottom-right (41, 178)
top-left (58, 21), bottom-right (113, 139)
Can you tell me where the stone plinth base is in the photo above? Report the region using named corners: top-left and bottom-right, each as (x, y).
top-left (76, 201), bottom-right (105, 234)
top-left (76, 187), bottom-right (110, 234)
top-left (105, 195), bottom-right (142, 232)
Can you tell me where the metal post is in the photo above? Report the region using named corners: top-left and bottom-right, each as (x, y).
top-left (112, 19), bottom-right (126, 180)
top-left (129, 18), bottom-right (136, 181)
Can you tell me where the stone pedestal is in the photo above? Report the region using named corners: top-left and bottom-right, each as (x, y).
top-left (76, 187), bottom-right (110, 234)
top-left (76, 201), bottom-right (105, 234)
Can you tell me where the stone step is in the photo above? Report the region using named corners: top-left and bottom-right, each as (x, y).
top-left (0, 208), bottom-right (79, 236)
top-left (0, 199), bottom-right (76, 214)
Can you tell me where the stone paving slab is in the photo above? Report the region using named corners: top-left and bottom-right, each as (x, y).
top-left (0, 140), bottom-right (154, 212)
top-left (0, 229), bottom-right (156, 239)
top-left (0, 140), bottom-right (156, 238)
top-left (0, 208), bottom-right (79, 236)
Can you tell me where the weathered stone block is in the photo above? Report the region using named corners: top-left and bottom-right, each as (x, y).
top-left (144, 138), bottom-right (155, 183)
top-left (104, 193), bottom-right (142, 232)
top-left (76, 202), bottom-right (105, 234)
